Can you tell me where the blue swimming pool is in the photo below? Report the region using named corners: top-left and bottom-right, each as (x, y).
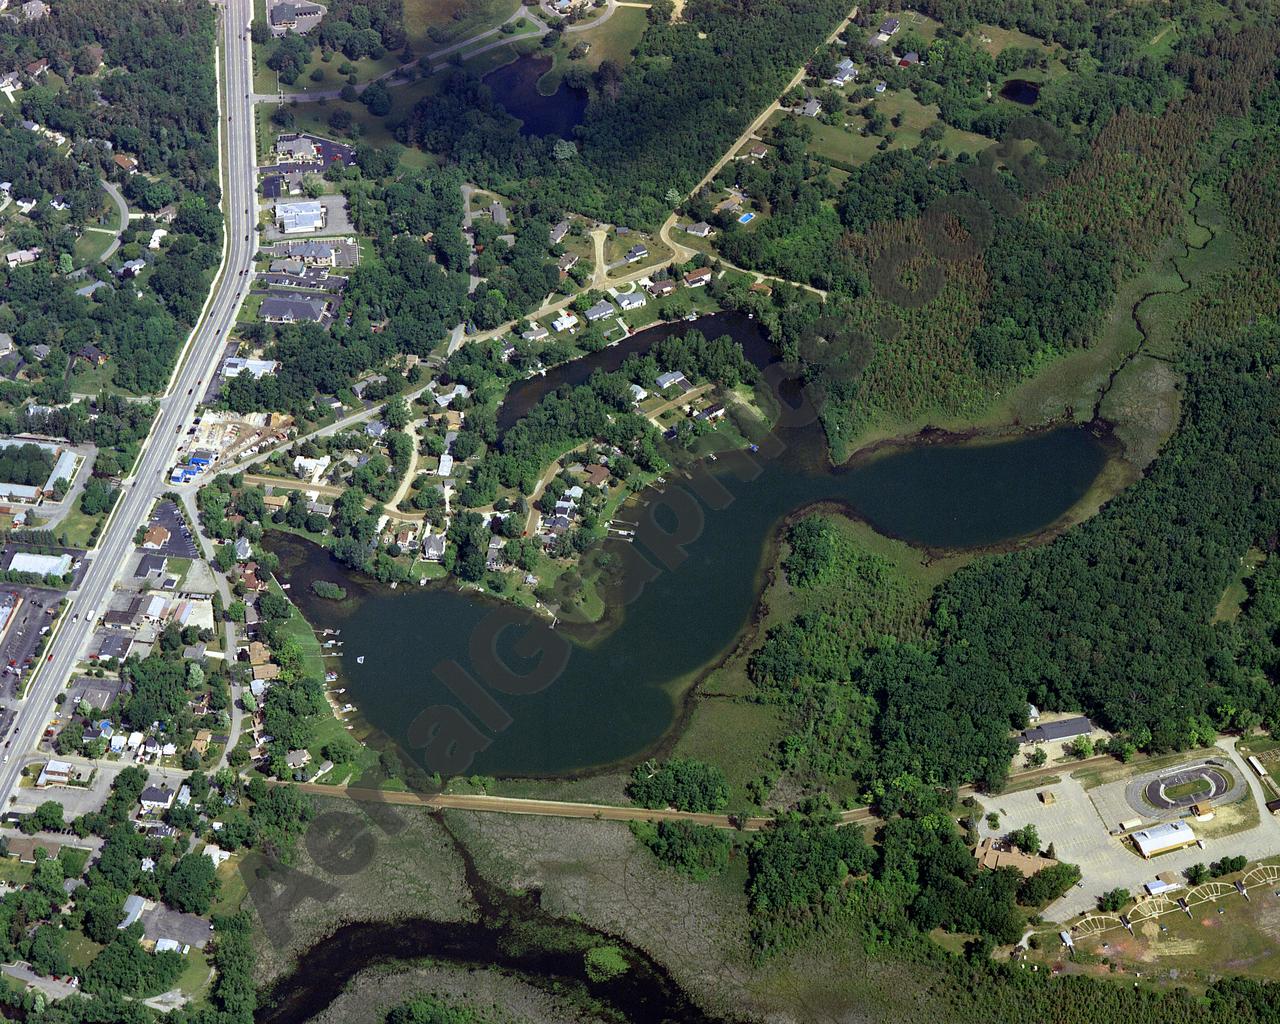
top-left (738, 212), bottom-right (755, 224)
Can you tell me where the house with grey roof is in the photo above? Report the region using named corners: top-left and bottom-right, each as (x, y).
top-left (585, 300), bottom-right (615, 322)
top-left (260, 294), bottom-right (329, 324)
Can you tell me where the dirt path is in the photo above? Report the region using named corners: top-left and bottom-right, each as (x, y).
top-left (386, 417), bottom-right (421, 512)
top-left (684, 2), bottom-right (861, 200)
top-left (293, 781), bottom-right (878, 831)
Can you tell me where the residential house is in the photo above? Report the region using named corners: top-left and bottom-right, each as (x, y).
top-left (113, 153), bottom-right (138, 174)
top-left (234, 537), bottom-right (252, 561)
top-left (488, 201), bottom-right (509, 228)
top-left (5, 248), bottom-right (39, 269)
top-left (77, 344), bottom-right (109, 367)
top-left (685, 222), bottom-right (714, 238)
top-left (684, 267), bottom-right (713, 288)
top-left (421, 533), bottom-right (447, 562)
top-left (522, 325), bottom-right (549, 342)
top-left (625, 244), bottom-right (649, 263)
top-left (585, 299), bottom-right (615, 322)
top-left (549, 220), bottom-right (570, 245)
top-left (552, 312), bottom-right (579, 333)
top-left (617, 291), bottom-right (646, 311)
top-left (656, 370), bottom-right (689, 391)
top-left (583, 463), bottom-right (611, 487)
top-left (829, 57), bottom-right (858, 86)
top-left (801, 98), bottom-right (822, 118)
top-left (139, 786), bottom-right (175, 815)
top-left (557, 253), bottom-right (580, 274)
top-left (648, 279), bottom-right (676, 297)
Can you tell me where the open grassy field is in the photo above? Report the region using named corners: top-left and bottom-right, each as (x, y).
top-left (967, 22), bottom-right (1059, 56)
top-left (406, 0), bottom-right (521, 48)
top-left (1213, 548), bottom-right (1264, 623)
top-left (72, 229), bottom-right (115, 266)
top-left (794, 89), bottom-right (990, 169)
top-left (54, 504), bottom-right (104, 548)
top-left (1045, 875), bottom-right (1280, 990)
top-left (535, 5), bottom-right (648, 93)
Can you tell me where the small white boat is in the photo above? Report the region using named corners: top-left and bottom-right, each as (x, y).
top-left (356, 655), bottom-right (365, 664)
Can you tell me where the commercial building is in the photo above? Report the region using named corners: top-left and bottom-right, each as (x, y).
top-left (1131, 821), bottom-right (1198, 859)
top-left (222, 357), bottom-right (279, 380)
top-left (10, 552), bottom-right (71, 576)
top-left (276, 201), bottom-right (326, 234)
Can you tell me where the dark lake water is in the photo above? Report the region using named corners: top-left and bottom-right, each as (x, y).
top-left (483, 54), bottom-right (588, 138)
top-left (271, 315), bottom-right (1110, 779)
top-left (999, 77), bottom-right (1041, 105)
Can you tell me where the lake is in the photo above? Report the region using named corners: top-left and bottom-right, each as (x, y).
top-left (483, 54), bottom-right (588, 138)
top-left (272, 317), bottom-right (1111, 779)
top-left (999, 78), bottom-right (1041, 105)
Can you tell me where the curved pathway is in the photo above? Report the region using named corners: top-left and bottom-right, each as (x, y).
top-left (253, 6), bottom-right (548, 103)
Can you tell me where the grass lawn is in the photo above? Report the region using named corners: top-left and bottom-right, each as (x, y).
top-left (63, 930), bottom-right (104, 971)
top-left (273, 580), bottom-right (326, 679)
top-left (0, 860), bottom-right (34, 886)
top-left (54, 504), bottom-right (104, 548)
top-left (406, 0), bottom-right (522, 49)
top-left (59, 846), bottom-right (90, 878)
top-left (536, 5), bottom-right (648, 92)
top-left (800, 90), bottom-right (990, 168)
top-left (67, 359), bottom-right (128, 398)
top-left (210, 855), bottom-right (249, 917)
top-left (282, 74), bottom-right (444, 171)
top-left (72, 230), bottom-right (115, 266)
top-left (967, 22), bottom-right (1060, 57)
top-left (174, 950), bottom-right (213, 1000)
top-left (1165, 778), bottom-right (1211, 801)
top-left (256, 0), bottom-right (522, 93)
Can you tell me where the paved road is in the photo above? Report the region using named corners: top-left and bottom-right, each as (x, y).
top-left (0, 0), bottom-right (260, 812)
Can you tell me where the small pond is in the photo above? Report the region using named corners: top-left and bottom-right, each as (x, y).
top-left (999, 78), bottom-right (1041, 105)
top-left (483, 54), bottom-right (588, 138)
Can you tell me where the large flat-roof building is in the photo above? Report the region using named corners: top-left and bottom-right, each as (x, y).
top-left (276, 201), bottom-right (326, 234)
top-left (10, 552), bottom-right (71, 577)
top-left (1131, 821), bottom-right (1197, 859)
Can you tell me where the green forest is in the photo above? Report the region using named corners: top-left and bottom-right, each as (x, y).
top-left (0, 0), bottom-right (222, 397)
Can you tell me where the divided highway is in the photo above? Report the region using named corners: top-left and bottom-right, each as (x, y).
top-left (0, 0), bottom-right (259, 807)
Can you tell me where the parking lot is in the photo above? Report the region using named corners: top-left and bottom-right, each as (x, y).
top-left (979, 745), bottom-right (1280, 923)
top-left (146, 502), bottom-right (198, 559)
top-left (263, 194), bottom-right (353, 242)
top-left (66, 675), bottom-right (125, 712)
top-left (0, 586), bottom-right (62, 699)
